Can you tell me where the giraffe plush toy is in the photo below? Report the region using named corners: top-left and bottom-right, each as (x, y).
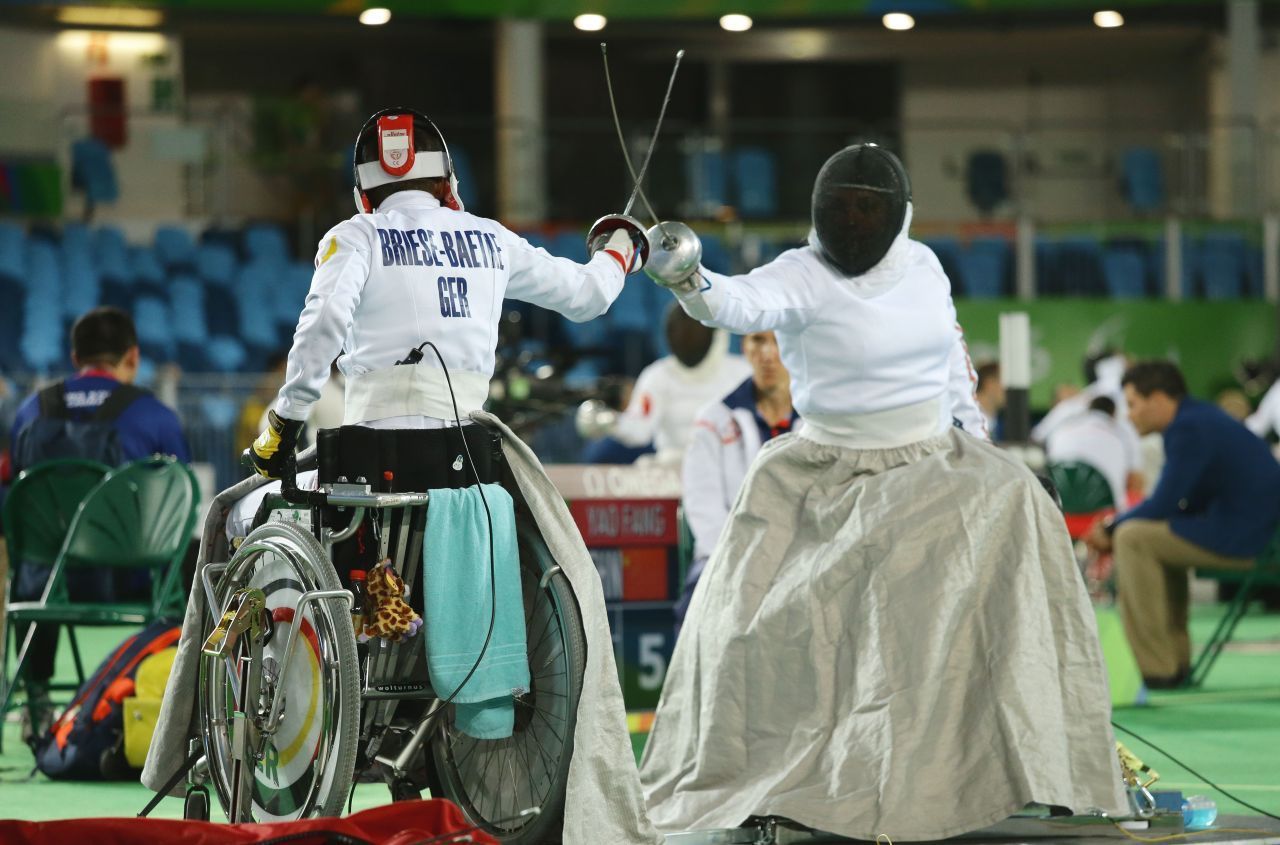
top-left (359, 559), bottom-right (423, 643)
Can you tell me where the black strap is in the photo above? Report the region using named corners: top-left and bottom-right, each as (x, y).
top-left (136, 746), bottom-right (204, 817)
top-left (36, 382), bottom-right (69, 419)
top-left (91, 383), bottom-right (147, 422)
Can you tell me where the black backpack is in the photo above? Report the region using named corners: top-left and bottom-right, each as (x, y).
top-left (11, 381), bottom-right (147, 470)
top-left (33, 619), bottom-right (181, 779)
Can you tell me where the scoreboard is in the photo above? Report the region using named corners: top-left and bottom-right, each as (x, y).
top-left (545, 464), bottom-right (683, 711)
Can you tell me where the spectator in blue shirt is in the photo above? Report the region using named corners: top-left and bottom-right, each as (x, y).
top-left (1086, 360), bottom-right (1280, 687)
top-left (5, 306), bottom-right (190, 744)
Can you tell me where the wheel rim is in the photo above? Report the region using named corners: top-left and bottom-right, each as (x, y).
top-left (435, 556), bottom-right (576, 836)
top-left (199, 537), bottom-right (349, 821)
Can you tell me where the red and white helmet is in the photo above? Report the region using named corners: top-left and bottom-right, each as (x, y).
top-left (351, 107), bottom-right (463, 213)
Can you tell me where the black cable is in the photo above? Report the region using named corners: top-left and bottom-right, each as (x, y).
top-left (1111, 721), bottom-right (1280, 821)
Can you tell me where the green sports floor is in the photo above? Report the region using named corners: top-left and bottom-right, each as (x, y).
top-left (2, 607), bottom-right (1278, 825)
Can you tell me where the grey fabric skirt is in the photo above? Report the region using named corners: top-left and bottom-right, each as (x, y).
top-left (640, 429), bottom-right (1127, 840)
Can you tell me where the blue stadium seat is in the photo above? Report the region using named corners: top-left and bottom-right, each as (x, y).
top-left (701, 234), bottom-right (733, 274)
top-left (93, 225), bottom-right (130, 283)
top-left (685, 143), bottom-right (729, 217)
top-left (955, 237), bottom-right (1010, 297)
top-left (60, 222), bottom-right (92, 257)
top-left (547, 231), bottom-right (588, 264)
top-left (61, 251), bottom-right (101, 319)
top-left (0, 278), bottom-right (27, 369)
top-left (197, 243), bottom-right (237, 288)
top-left (1198, 233), bottom-right (1246, 300)
top-left (922, 237), bottom-right (962, 287)
top-left (1101, 246), bottom-right (1148, 299)
top-left (21, 245), bottom-right (63, 371)
top-left (154, 225), bottom-right (196, 271)
top-left (130, 246), bottom-right (166, 296)
top-left (236, 262), bottom-right (284, 355)
top-left (1120, 147), bottom-right (1164, 213)
top-left (132, 295), bottom-right (176, 361)
top-left (169, 275), bottom-right (209, 370)
top-left (965, 150), bottom-right (1008, 215)
top-left (243, 223), bottom-right (291, 264)
top-left (70, 137), bottom-right (118, 206)
top-left (204, 336), bottom-right (248, 372)
top-left (731, 147), bottom-right (778, 219)
top-left (1052, 237), bottom-right (1106, 296)
top-left (199, 394), bottom-right (241, 429)
top-left (0, 221), bottom-right (24, 282)
top-left (610, 276), bottom-right (658, 332)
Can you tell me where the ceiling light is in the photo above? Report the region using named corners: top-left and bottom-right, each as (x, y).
top-left (359, 7), bottom-right (391, 25)
top-left (882, 12), bottom-right (915, 31)
top-left (720, 14), bottom-right (753, 32)
top-left (1093, 10), bottom-right (1124, 28)
top-left (573, 13), bottom-right (606, 31)
top-left (56, 6), bottom-right (163, 28)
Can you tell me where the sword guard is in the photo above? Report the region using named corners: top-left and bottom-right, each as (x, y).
top-left (586, 214), bottom-right (651, 269)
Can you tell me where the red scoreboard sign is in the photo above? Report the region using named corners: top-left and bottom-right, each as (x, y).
top-left (568, 499), bottom-right (679, 546)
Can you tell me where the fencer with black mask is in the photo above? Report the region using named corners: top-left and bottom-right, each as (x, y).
top-left (638, 144), bottom-right (1127, 840)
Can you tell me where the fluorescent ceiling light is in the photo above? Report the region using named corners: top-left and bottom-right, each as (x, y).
top-left (56, 6), bottom-right (163, 28)
top-left (1093, 10), bottom-right (1124, 27)
top-left (882, 12), bottom-right (915, 31)
top-left (720, 13), bottom-right (753, 32)
top-left (359, 7), bottom-right (391, 25)
top-left (573, 13), bottom-right (606, 31)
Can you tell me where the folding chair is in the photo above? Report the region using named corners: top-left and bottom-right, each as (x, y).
top-left (1047, 460), bottom-right (1116, 540)
top-left (2, 460), bottom-right (111, 684)
top-left (1187, 526), bottom-right (1280, 687)
top-left (1, 456), bottom-right (198, 749)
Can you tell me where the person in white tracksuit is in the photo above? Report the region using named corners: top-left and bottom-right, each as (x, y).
top-left (678, 330), bottom-right (797, 623)
top-left (637, 143), bottom-right (1127, 841)
top-left (146, 107), bottom-right (663, 845)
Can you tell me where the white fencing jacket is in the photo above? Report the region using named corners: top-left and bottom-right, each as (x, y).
top-left (682, 377), bottom-right (800, 563)
top-left (612, 330), bottom-right (752, 463)
top-left (275, 191), bottom-right (627, 425)
top-left (672, 206), bottom-right (987, 441)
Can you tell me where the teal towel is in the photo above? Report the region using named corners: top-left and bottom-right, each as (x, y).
top-left (424, 483), bottom-right (529, 739)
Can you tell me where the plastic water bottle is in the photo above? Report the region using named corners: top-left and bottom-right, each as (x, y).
top-left (1182, 795), bottom-right (1217, 831)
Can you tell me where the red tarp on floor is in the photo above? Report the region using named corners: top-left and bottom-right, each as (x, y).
top-left (0, 799), bottom-right (497, 845)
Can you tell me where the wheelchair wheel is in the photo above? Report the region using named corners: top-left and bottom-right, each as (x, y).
top-left (429, 516), bottom-right (587, 844)
top-left (198, 521), bottom-right (360, 821)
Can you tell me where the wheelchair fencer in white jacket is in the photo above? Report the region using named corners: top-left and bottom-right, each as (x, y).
top-left (145, 108), bottom-right (665, 845)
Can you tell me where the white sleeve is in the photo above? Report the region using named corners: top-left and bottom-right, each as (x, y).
top-left (679, 250), bottom-right (820, 334)
top-left (276, 221), bottom-right (370, 421)
top-left (501, 227), bottom-right (625, 323)
top-left (611, 365), bottom-right (660, 447)
top-left (1246, 381), bottom-right (1280, 437)
top-left (1031, 394), bottom-right (1082, 445)
top-left (946, 305), bottom-right (988, 440)
top-left (681, 409), bottom-right (733, 561)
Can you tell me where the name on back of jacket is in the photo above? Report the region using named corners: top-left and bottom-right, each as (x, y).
top-left (377, 228), bottom-right (505, 271)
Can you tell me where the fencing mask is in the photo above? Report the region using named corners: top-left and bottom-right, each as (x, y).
top-left (810, 144), bottom-right (911, 277)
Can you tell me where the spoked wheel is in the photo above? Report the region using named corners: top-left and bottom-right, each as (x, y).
top-left (429, 517), bottom-right (587, 844)
top-left (198, 521), bottom-right (360, 821)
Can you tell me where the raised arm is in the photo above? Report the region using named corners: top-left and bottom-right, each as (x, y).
top-left (277, 221), bottom-right (371, 422)
top-left (501, 223), bottom-right (638, 323)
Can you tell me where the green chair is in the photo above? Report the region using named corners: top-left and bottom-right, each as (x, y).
top-left (1, 459), bottom-right (111, 700)
top-left (1047, 460), bottom-right (1116, 515)
top-left (1, 456), bottom-right (198, 746)
top-left (1187, 524), bottom-right (1280, 687)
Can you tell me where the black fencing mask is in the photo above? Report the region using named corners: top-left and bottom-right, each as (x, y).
top-left (811, 144), bottom-right (911, 276)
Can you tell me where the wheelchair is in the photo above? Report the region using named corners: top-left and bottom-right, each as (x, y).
top-left (188, 436), bottom-right (586, 844)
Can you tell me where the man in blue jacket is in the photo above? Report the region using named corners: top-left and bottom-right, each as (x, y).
top-left (1086, 360), bottom-right (1280, 687)
top-left (5, 306), bottom-right (190, 744)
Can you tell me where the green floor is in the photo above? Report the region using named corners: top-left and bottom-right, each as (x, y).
top-left (2, 607), bottom-right (1278, 824)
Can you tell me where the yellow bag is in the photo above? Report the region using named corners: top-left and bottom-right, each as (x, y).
top-left (123, 646), bottom-right (177, 768)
